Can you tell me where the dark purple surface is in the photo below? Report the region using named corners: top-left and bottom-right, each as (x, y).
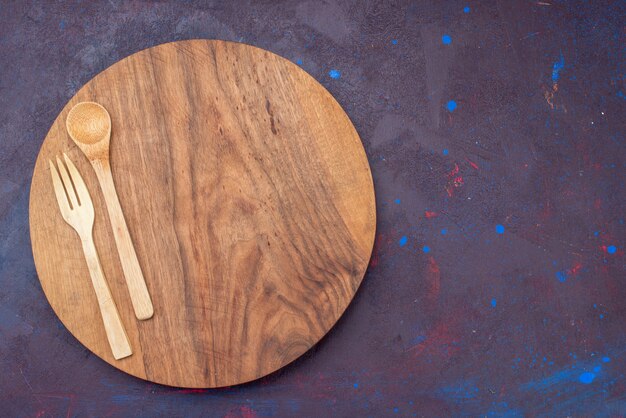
top-left (1, 1), bottom-right (624, 416)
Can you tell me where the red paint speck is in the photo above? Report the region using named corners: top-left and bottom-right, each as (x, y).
top-left (177, 389), bottom-right (208, 394)
top-left (425, 211), bottom-right (438, 218)
top-left (465, 158), bottom-right (479, 170)
top-left (445, 164), bottom-right (464, 196)
top-left (426, 256), bottom-right (441, 300)
top-left (408, 320), bottom-right (459, 358)
top-left (33, 393), bottom-right (76, 418)
top-left (594, 199), bottom-right (602, 210)
top-left (368, 234), bottom-right (384, 268)
top-left (569, 263), bottom-right (583, 276)
top-left (538, 200), bottom-right (552, 220)
top-left (224, 406), bottom-right (259, 418)
top-left (447, 163), bottom-right (460, 178)
top-left (369, 253), bottom-right (379, 268)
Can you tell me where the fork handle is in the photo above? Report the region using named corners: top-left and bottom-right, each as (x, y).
top-left (92, 159), bottom-right (154, 320)
top-left (81, 235), bottom-right (132, 360)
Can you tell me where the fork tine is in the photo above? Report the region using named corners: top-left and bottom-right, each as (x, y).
top-left (63, 153), bottom-right (92, 209)
top-left (56, 156), bottom-right (79, 209)
top-left (49, 160), bottom-right (72, 219)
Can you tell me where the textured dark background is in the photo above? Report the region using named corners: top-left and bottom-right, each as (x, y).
top-left (1, 1), bottom-right (624, 417)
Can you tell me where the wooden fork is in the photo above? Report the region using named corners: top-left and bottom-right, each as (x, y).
top-left (49, 153), bottom-right (132, 360)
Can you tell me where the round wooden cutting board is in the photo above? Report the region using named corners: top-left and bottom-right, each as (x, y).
top-left (29, 40), bottom-right (376, 388)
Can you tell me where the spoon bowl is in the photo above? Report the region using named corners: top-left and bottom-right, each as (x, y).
top-left (66, 102), bottom-right (112, 159)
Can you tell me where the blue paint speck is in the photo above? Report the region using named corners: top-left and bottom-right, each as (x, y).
top-left (556, 271), bottom-right (567, 282)
top-left (411, 335), bottom-right (427, 345)
top-left (393, 407), bottom-right (399, 413)
top-left (441, 228), bottom-right (447, 235)
top-left (579, 372), bottom-right (595, 384)
top-left (607, 245), bottom-right (616, 254)
top-left (59, 20), bottom-right (66, 30)
top-left (593, 366), bottom-right (601, 373)
top-left (491, 298), bottom-right (497, 308)
top-left (602, 357), bottom-right (610, 363)
top-left (399, 236), bottom-right (408, 247)
top-left (328, 69), bottom-right (341, 79)
top-left (464, 6), bottom-right (471, 13)
top-left (594, 231), bottom-right (599, 236)
top-left (446, 100), bottom-right (457, 112)
top-left (296, 59), bottom-right (303, 65)
top-left (443, 148), bottom-right (449, 155)
top-left (442, 34), bottom-right (452, 45)
top-left (552, 53), bottom-right (565, 83)
top-left (395, 199), bottom-right (401, 204)
top-left (391, 39), bottom-right (398, 45)
top-left (422, 245), bottom-right (430, 253)
top-left (496, 224), bottom-right (505, 234)
top-left (353, 382), bottom-right (359, 388)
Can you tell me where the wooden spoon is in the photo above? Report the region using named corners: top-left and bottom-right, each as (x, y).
top-left (66, 102), bottom-right (154, 320)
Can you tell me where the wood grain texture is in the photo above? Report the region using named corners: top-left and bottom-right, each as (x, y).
top-left (29, 40), bottom-right (376, 388)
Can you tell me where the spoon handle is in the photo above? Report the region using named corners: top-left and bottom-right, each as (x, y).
top-left (92, 159), bottom-right (154, 320)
